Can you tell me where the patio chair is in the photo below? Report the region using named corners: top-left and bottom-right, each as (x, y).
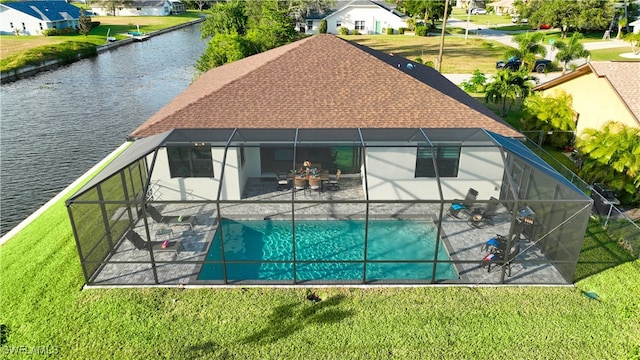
top-left (467, 197), bottom-right (500, 228)
top-left (294, 177), bottom-right (308, 195)
top-left (308, 177), bottom-right (323, 195)
top-left (275, 170), bottom-right (290, 191)
top-left (146, 205), bottom-right (195, 230)
top-left (326, 169), bottom-right (341, 191)
top-left (484, 240), bottom-right (520, 277)
top-left (447, 188), bottom-right (478, 218)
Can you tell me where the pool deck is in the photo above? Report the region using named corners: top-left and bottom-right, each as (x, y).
top-left (90, 177), bottom-right (567, 286)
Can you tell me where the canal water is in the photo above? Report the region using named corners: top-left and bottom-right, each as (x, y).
top-left (0, 24), bottom-right (208, 237)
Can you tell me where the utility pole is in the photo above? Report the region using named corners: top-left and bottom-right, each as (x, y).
top-left (464, 2), bottom-right (471, 39)
top-left (436, 0), bottom-right (450, 72)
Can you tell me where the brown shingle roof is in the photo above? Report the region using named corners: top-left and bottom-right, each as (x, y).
top-left (130, 34), bottom-right (521, 138)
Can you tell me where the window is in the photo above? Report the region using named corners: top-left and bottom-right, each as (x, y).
top-left (167, 146), bottom-right (214, 178)
top-left (239, 146), bottom-right (245, 168)
top-left (307, 20), bottom-right (313, 31)
top-left (137, 7), bottom-right (142, 10)
top-left (336, 21), bottom-right (341, 28)
top-left (355, 21), bottom-right (365, 30)
top-left (415, 146), bottom-right (460, 178)
top-left (10, 22), bottom-right (13, 29)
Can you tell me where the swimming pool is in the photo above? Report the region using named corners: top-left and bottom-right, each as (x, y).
top-left (198, 220), bottom-right (459, 283)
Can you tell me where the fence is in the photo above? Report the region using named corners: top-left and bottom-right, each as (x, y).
top-left (523, 138), bottom-right (640, 258)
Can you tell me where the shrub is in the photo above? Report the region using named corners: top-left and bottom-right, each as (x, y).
top-left (42, 28), bottom-right (60, 36)
top-left (414, 57), bottom-right (423, 64)
top-left (386, 27), bottom-right (394, 35)
top-left (460, 69), bottom-right (488, 93)
top-left (319, 19), bottom-right (327, 34)
top-left (338, 27), bottom-right (349, 35)
top-left (415, 25), bottom-right (428, 36)
top-left (91, 21), bottom-right (101, 28)
top-left (423, 60), bottom-right (434, 68)
top-left (398, 27), bottom-right (406, 34)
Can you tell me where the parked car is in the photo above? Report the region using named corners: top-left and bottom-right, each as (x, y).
top-left (539, 23), bottom-right (552, 29)
top-left (496, 57), bottom-right (552, 73)
top-left (592, 183), bottom-right (621, 206)
top-left (470, 8), bottom-right (487, 15)
top-left (511, 16), bottom-right (528, 23)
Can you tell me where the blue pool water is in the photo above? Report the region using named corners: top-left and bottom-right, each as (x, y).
top-left (198, 220), bottom-right (459, 282)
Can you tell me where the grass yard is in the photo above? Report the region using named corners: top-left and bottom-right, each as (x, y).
top-left (0, 12), bottom-right (202, 72)
top-left (341, 34), bottom-right (512, 73)
top-left (0, 152), bottom-right (639, 358)
top-left (589, 46), bottom-right (640, 61)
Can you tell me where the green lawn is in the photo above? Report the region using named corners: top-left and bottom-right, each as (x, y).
top-left (1, 154), bottom-right (639, 358)
top-left (0, 12), bottom-right (203, 72)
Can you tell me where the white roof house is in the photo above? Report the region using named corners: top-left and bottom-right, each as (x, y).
top-left (91, 0), bottom-right (172, 16)
top-left (303, 0), bottom-right (407, 35)
top-left (0, 0), bottom-right (83, 36)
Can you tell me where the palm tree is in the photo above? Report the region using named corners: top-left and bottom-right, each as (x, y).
top-left (505, 32), bottom-right (547, 72)
top-left (521, 91), bottom-right (576, 147)
top-left (577, 122), bottom-right (640, 203)
top-left (484, 69), bottom-right (534, 117)
top-left (552, 33), bottom-right (590, 74)
top-left (616, 15), bottom-right (627, 40)
top-left (624, 32), bottom-right (640, 55)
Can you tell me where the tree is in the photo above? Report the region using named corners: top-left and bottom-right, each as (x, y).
top-left (196, 34), bottom-right (250, 72)
top-left (577, 122), bottom-right (640, 203)
top-left (521, 91), bottom-right (576, 147)
top-left (616, 16), bottom-right (627, 39)
top-left (319, 19), bottom-right (327, 34)
top-left (201, 0), bottom-right (249, 38)
top-left (402, 0), bottom-right (451, 27)
top-left (459, 69), bottom-right (487, 93)
top-left (484, 69), bottom-right (534, 117)
top-left (623, 32), bottom-right (640, 55)
top-left (505, 32), bottom-right (547, 72)
top-left (551, 32), bottom-right (590, 74)
top-left (245, 1), bottom-right (298, 53)
top-left (197, 0), bottom-right (319, 73)
top-left (78, 10), bottom-right (92, 36)
top-left (518, 0), bottom-right (614, 38)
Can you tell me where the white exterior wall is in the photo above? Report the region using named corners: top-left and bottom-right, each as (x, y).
top-left (314, 6), bottom-right (406, 34)
top-left (364, 144), bottom-right (504, 201)
top-left (148, 147), bottom-right (243, 201)
top-left (92, 3), bottom-right (170, 16)
top-left (0, 7), bottom-right (78, 35)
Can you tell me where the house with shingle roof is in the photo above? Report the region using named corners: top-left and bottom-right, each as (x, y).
top-left (301, 0), bottom-right (407, 35)
top-left (91, 0), bottom-right (171, 16)
top-left (65, 34), bottom-right (593, 287)
top-left (0, 0), bottom-right (82, 36)
top-left (533, 61), bottom-right (640, 135)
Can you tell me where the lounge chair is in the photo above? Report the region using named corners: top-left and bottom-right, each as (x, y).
top-left (275, 170), bottom-right (290, 191)
top-left (124, 229), bottom-right (182, 255)
top-left (447, 188), bottom-right (478, 218)
top-left (146, 205), bottom-right (195, 230)
top-left (467, 197), bottom-right (500, 228)
top-left (326, 169), bottom-right (341, 191)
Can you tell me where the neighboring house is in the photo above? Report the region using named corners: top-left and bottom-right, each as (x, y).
top-left (489, 0), bottom-right (515, 16)
top-left (303, 0), bottom-right (407, 35)
top-left (455, 0), bottom-right (486, 10)
top-left (533, 61), bottom-right (640, 135)
top-left (91, 0), bottom-right (172, 16)
top-left (630, 18), bottom-right (640, 34)
top-left (66, 34), bottom-right (592, 287)
top-left (169, 0), bottom-right (186, 14)
top-left (0, 0), bottom-right (82, 36)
